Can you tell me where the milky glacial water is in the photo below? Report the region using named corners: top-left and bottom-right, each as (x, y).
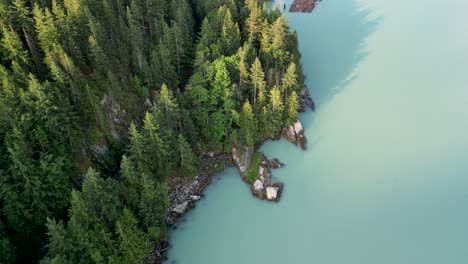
top-left (166, 0), bottom-right (468, 263)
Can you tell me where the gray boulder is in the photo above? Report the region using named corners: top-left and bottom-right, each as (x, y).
top-left (266, 187), bottom-right (278, 201)
top-left (253, 179), bottom-right (264, 192)
top-left (172, 202), bottom-right (189, 215)
top-left (190, 195), bottom-right (201, 201)
top-left (283, 120), bottom-right (307, 150)
top-left (293, 121), bottom-right (303, 135)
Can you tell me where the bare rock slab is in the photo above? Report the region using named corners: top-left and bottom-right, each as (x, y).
top-left (172, 202), bottom-right (189, 215)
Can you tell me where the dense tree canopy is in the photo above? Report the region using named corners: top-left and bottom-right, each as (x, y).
top-left (0, 0), bottom-right (305, 262)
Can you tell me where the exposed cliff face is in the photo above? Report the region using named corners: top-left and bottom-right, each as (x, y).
top-left (231, 145), bottom-right (254, 181)
top-left (100, 94), bottom-right (128, 141)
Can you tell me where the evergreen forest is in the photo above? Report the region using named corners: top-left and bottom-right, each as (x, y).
top-left (0, 0), bottom-right (305, 262)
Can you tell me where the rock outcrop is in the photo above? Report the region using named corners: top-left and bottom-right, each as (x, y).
top-left (172, 202), bottom-right (189, 215)
top-left (100, 94), bottom-right (130, 141)
top-left (263, 158), bottom-right (284, 169)
top-left (283, 86), bottom-right (313, 149)
top-left (253, 179), bottom-right (264, 192)
top-left (266, 186), bottom-right (278, 200)
top-left (240, 152), bottom-right (284, 202)
top-left (144, 240), bottom-right (170, 264)
top-left (258, 165), bottom-right (271, 186)
top-left (284, 120), bottom-right (307, 150)
top-left (231, 145), bottom-right (253, 181)
top-left (299, 86), bottom-right (315, 111)
top-left (165, 153), bottom-right (229, 226)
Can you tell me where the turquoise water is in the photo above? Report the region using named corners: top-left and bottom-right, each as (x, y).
top-left (166, 0), bottom-right (468, 263)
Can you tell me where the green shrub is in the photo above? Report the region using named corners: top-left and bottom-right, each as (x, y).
top-left (247, 152), bottom-right (263, 183)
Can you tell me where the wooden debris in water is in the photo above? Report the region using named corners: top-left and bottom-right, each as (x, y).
top-left (289, 0), bottom-right (320, 13)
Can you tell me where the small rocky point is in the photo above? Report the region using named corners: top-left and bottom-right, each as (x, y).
top-left (284, 120), bottom-right (307, 150)
top-left (284, 87), bottom-right (311, 149)
top-left (149, 87), bottom-right (314, 263)
top-left (252, 154), bottom-right (285, 202)
top-left (299, 86), bottom-right (315, 112)
top-left (232, 146), bottom-right (285, 202)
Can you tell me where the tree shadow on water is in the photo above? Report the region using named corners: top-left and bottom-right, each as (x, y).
top-left (289, 0), bottom-right (382, 107)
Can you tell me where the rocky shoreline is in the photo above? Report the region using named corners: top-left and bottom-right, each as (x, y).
top-left (166, 152), bottom-right (231, 226)
top-left (231, 146), bottom-right (286, 202)
top-left (231, 87), bottom-right (312, 202)
top-left (149, 87), bottom-right (314, 263)
top-left (145, 152), bottom-right (231, 263)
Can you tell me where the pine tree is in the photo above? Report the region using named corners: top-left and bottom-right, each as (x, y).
top-left (250, 57), bottom-right (266, 104)
top-left (269, 85), bottom-right (283, 112)
top-left (158, 83), bottom-right (180, 129)
top-left (45, 218), bottom-right (69, 260)
top-left (221, 8), bottom-right (241, 55)
top-left (0, 0), bottom-right (306, 260)
top-left (245, 4), bottom-right (261, 41)
top-left (270, 16), bottom-right (290, 79)
top-left (286, 91), bottom-right (299, 125)
top-left (11, 0), bottom-right (44, 74)
top-left (205, 59), bottom-right (234, 148)
top-left (177, 133), bottom-right (197, 175)
top-left (128, 123), bottom-right (147, 172)
top-left (259, 85), bottom-right (284, 138)
top-left (127, 4), bottom-right (145, 71)
top-left (116, 208), bottom-right (152, 264)
top-left (210, 59), bottom-right (231, 107)
top-left (238, 43), bottom-right (251, 95)
top-left (151, 38), bottom-right (178, 88)
top-left (1, 26), bottom-right (30, 67)
top-left (141, 111), bottom-right (172, 179)
top-left (196, 18), bottom-right (218, 62)
top-left (282, 62), bottom-right (298, 94)
top-left (259, 18), bottom-right (273, 67)
top-left (138, 174), bottom-right (168, 235)
top-left (238, 100), bottom-right (257, 146)
top-left (171, 0), bottom-right (195, 70)
top-left (120, 155), bottom-right (140, 208)
top-left (0, 228), bottom-right (16, 264)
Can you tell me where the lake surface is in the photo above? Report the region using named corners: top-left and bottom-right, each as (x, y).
top-left (165, 0), bottom-right (468, 263)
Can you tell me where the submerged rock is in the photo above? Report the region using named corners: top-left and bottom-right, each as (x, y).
top-left (299, 87), bottom-right (315, 111)
top-left (267, 158), bottom-right (284, 169)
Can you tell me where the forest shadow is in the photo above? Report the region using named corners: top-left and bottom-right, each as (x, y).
top-left (289, 0), bottom-right (382, 107)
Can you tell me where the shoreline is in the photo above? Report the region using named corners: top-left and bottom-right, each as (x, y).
top-left (152, 87), bottom-right (314, 263)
